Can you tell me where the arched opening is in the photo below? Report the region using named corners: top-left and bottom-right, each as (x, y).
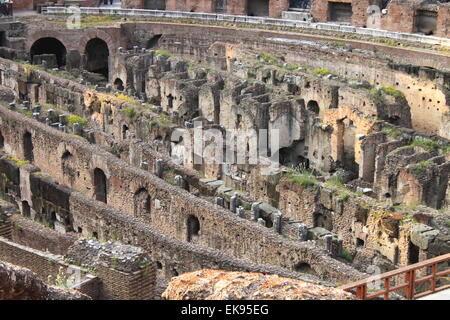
top-left (113, 78), bottom-right (124, 91)
top-left (61, 151), bottom-right (76, 183)
top-left (356, 238), bottom-right (365, 247)
top-left (122, 124), bottom-right (129, 140)
top-left (22, 201), bottom-right (30, 217)
top-left (23, 131), bottom-right (33, 162)
top-left (85, 38), bottom-right (109, 79)
top-left (0, 130), bottom-right (4, 148)
top-left (307, 100), bottom-right (320, 114)
top-left (247, 0), bottom-right (269, 16)
top-left (294, 262), bottom-right (314, 274)
top-left (30, 37), bottom-right (67, 68)
top-left (167, 94), bottom-right (174, 109)
top-left (93, 168), bottom-right (107, 203)
top-left (134, 188), bottom-right (151, 217)
top-left (146, 34), bottom-right (162, 49)
top-left (187, 215), bottom-right (200, 242)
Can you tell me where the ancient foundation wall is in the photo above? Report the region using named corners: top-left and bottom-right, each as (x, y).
top-left (0, 106), bottom-right (364, 282)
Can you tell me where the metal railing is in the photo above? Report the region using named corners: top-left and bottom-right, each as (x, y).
top-left (340, 253), bottom-right (450, 300)
top-left (44, 6), bottom-right (450, 48)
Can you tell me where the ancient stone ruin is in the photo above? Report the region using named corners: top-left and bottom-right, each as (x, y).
top-left (0, 2), bottom-right (449, 300)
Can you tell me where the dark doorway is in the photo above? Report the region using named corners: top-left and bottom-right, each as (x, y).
top-left (289, 0), bottom-right (310, 9)
top-left (313, 207), bottom-right (333, 231)
top-left (22, 201), bottom-right (31, 217)
top-left (114, 78), bottom-right (124, 91)
top-left (146, 34), bottom-right (162, 49)
top-left (85, 38), bottom-right (109, 79)
top-left (30, 37), bottom-right (67, 67)
top-left (134, 188), bottom-right (151, 217)
top-left (409, 243), bottom-right (420, 264)
top-left (23, 131), bottom-right (33, 162)
top-left (187, 215), bottom-right (200, 242)
top-left (294, 262), bottom-right (314, 274)
top-left (0, 130), bottom-right (4, 149)
top-left (93, 168), bottom-right (107, 203)
top-left (307, 100), bottom-right (320, 114)
top-left (144, 0), bottom-right (165, 10)
top-left (215, 0), bottom-right (226, 13)
top-left (415, 10), bottom-right (437, 35)
top-left (329, 2), bottom-right (352, 23)
top-left (247, 0), bottom-right (269, 17)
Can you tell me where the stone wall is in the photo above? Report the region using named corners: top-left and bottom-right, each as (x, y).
top-left (0, 106), bottom-right (364, 283)
top-left (0, 260), bottom-right (90, 300)
top-left (0, 236), bottom-right (97, 296)
top-left (10, 214), bottom-right (78, 255)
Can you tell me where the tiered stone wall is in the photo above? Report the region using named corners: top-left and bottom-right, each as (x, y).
top-left (0, 106), bottom-right (364, 283)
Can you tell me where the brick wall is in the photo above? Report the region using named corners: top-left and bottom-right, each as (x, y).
top-left (436, 3), bottom-right (450, 38)
top-left (97, 265), bottom-right (155, 300)
top-left (10, 215), bottom-right (78, 255)
top-left (0, 236), bottom-right (155, 299)
top-left (0, 236), bottom-right (74, 285)
top-left (0, 104), bottom-right (364, 283)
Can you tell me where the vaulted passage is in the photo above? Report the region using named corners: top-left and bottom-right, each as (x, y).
top-left (23, 132), bottom-right (33, 162)
top-left (93, 168), bottom-right (107, 203)
top-left (30, 37), bottom-right (67, 67)
top-left (134, 188), bottom-right (151, 217)
top-left (85, 38), bottom-right (109, 79)
top-left (247, 0), bottom-right (269, 17)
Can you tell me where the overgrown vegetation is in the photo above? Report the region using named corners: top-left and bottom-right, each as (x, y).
top-left (382, 126), bottom-right (402, 138)
top-left (123, 106), bottom-right (137, 120)
top-left (154, 49), bottom-right (173, 57)
top-left (340, 248), bottom-right (354, 263)
top-left (9, 157), bottom-right (29, 167)
top-left (381, 86), bottom-right (405, 99)
top-left (116, 93), bottom-right (137, 104)
top-left (67, 114), bottom-right (88, 128)
top-left (284, 165), bottom-right (317, 189)
top-left (312, 68), bottom-right (332, 77)
top-left (410, 160), bottom-right (434, 175)
top-left (410, 137), bottom-right (442, 152)
top-left (325, 174), bottom-right (344, 187)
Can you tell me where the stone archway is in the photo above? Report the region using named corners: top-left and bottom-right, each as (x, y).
top-left (93, 168), bottom-right (107, 203)
top-left (85, 38), bottom-right (110, 79)
top-left (30, 37), bottom-right (67, 68)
